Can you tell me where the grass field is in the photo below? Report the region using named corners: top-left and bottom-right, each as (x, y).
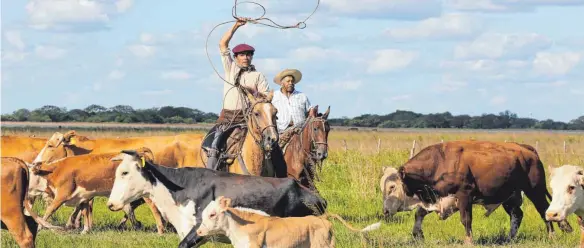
top-left (2, 127), bottom-right (584, 248)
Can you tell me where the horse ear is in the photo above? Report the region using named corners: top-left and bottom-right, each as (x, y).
top-left (241, 87), bottom-right (258, 103)
top-left (266, 90), bottom-right (274, 102)
top-left (309, 105), bottom-right (318, 117)
top-left (322, 106), bottom-right (330, 119)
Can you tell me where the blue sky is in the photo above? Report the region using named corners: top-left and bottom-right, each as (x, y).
top-left (1, 0), bottom-right (583, 122)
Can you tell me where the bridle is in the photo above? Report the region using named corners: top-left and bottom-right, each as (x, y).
top-left (241, 97), bottom-right (278, 159)
top-left (299, 116), bottom-right (329, 162)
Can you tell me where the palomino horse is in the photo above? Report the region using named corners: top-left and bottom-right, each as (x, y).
top-left (199, 88), bottom-right (281, 177)
top-left (283, 105), bottom-right (331, 192)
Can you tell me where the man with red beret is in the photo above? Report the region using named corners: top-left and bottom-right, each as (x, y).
top-left (202, 17), bottom-right (272, 171)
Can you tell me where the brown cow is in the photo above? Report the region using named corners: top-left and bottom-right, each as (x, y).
top-left (1, 135), bottom-right (48, 162)
top-left (397, 140), bottom-right (573, 245)
top-left (30, 130), bottom-right (205, 232)
top-left (1, 157), bottom-right (62, 248)
top-left (32, 131), bottom-right (204, 168)
top-left (31, 151), bottom-right (165, 234)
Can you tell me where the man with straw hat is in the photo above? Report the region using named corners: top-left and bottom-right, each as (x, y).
top-left (202, 17), bottom-right (271, 171)
top-left (271, 68), bottom-right (313, 148)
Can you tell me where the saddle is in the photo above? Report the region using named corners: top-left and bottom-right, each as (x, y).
top-left (278, 127), bottom-right (302, 154)
top-left (202, 123), bottom-right (248, 172)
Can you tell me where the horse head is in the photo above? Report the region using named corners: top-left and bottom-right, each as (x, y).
top-left (241, 87), bottom-right (279, 154)
top-left (305, 105), bottom-right (331, 162)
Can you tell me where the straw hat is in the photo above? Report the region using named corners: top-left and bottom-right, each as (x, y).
top-left (273, 69), bottom-right (302, 85)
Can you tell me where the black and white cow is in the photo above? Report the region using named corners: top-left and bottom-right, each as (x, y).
top-left (106, 149), bottom-right (327, 248)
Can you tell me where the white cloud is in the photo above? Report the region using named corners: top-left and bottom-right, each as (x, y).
top-left (35, 45), bottom-right (67, 59)
top-left (445, 0), bottom-right (515, 12)
top-left (107, 70), bottom-right (125, 80)
top-left (160, 70), bottom-right (192, 81)
top-left (367, 49), bottom-right (418, 74)
top-left (321, 0), bottom-right (441, 19)
top-left (490, 95), bottom-right (507, 105)
top-left (25, 0), bottom-right (133, 31)
top-left (389, 94), bottom-right (413, 101)
top-left (116, 0), bottom-right (133, 13)
top-left (385, 13), bottom-right (483, 40)
top-left (254, 58), bottom-right (283, 76)
top-left (308, 80), bottom-right (363, 91)
top-left (139, 33), bottom-right (155, 44)
top-left (289, 46), bottom-right (340, 61)
top-left (140, 89), bottom-right (173, 95)
top-left (128, 44), bottom-right (156, 58)
top-left (454, 33), bottom-right (552, 60)
top-left (477, 88), bottom-right (488, 97)
top-left (571, 89), bottom-right (584, 95)
top-left (4, 31), bottom-right (26, 50)
top-left (435, 76), bottom-right (468, 92)
top-left (533, 52), bottom-right (582, 76)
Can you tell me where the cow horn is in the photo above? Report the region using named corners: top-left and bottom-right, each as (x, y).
top-left (121, 150), bottom-right (138, 156)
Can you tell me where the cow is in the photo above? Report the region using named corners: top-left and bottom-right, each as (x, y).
top-left (1, 157), bottom-right (63, 248)
top-left (380, 166), bottom-right (527, 238)
top-left (396, 140), bottom-right (573, 245)
top-left (1, 135), bottom-right (48, 162)
top-left (31, 151), bottom-right (165, 234)
top-left (545, 164), bottom-right (584, 248)
top-left (32, 130), bottom-right (205, 168)
top-left (105, 148), bottom-right (328, 248)
top-left (195, 196), bottom-right (380, 248)
top-left (30, 130), bottom-right (204, 233)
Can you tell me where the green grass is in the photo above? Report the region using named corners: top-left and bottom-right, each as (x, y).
top-left (2, 130), bottom-right (583, 247)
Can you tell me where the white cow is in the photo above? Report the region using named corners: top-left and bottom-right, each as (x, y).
top-left (546, 164), bottom-right (584, 247)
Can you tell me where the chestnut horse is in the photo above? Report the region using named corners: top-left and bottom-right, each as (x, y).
top-left (283, 105), bottom-right (331, 192)
top-left (199, 88), bottom-right (281, 177)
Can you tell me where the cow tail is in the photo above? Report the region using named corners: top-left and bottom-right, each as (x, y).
top-left (325, 213), bottom-right (381, 233)
top-left (20, 162), bottom-right (64, 232)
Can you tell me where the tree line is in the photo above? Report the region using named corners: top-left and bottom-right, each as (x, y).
top-left (1, 105), bottom-right (583, 130)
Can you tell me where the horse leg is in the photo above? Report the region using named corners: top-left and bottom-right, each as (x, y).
top-left (412, 207), bottom-right (429, 240)
top-left (457, 194), bottom-right (473, 245)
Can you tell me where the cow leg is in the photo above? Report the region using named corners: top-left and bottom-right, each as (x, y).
top-left (39, 193), bottom-right (69, 231)
top-left (412, 207), bottom-right (429, 240)
top-left (66, 204), bottom-right (84, 230)
top-left (3, 213), bottom-right (35, 248)
top-left (143, 197), bottom-right (166, 235)
top-left (457, 195), bottom-right (473, 245)
top-left (503, 199), bottom-right (523, 241)
top-left (577, 215), bottom-right (584, 248)
top-left (122, 203), bottom-right (142, 230)
top-left (523, 186), bottom-right (555, 237)
top-left (80, 201), bottom-right (92, 234)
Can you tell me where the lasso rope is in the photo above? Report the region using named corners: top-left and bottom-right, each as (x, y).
top-left (205, 0), bottom-right (321, 88)
top-left (200, 0), bottom-right (320, 169)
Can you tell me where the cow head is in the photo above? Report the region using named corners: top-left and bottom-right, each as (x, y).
top-left (242, 87), bottom-right (279, 153)
top-left (546, 164), bottom-right (584, 222)
top-left (107, 147), bottom-right (155, 212)
top-left (381, 166), bottom-right (458, 219)
top-left (196, 196), bottom-right (233, 237)
top-left (32, 130), bottom-right (80, 165)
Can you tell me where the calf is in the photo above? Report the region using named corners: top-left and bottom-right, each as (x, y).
top-left (546, 164), bottom-right (584, 247)
top-left (32, 152), bottom-right (164, 234)
top-left (105, 148), bottom-right (328, 248)
top-left (196, 196), bottom-right (380, 248)
top-left (1, 157), bottom-right (62, 248)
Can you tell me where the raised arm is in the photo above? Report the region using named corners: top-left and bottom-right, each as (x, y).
top-left (219, 17), bottom-right (249, 52)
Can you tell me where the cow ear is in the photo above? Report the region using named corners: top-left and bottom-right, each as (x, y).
top-left (577, 170), bottom-right (584, 188)
top-left (110, 153), bottom-right (126, 162)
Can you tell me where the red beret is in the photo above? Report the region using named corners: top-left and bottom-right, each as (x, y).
top-left (233, 43), bottom-right (255, 54)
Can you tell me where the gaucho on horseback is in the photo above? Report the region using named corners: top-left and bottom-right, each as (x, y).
top-left (202, 17), bottom-right (277, 172)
